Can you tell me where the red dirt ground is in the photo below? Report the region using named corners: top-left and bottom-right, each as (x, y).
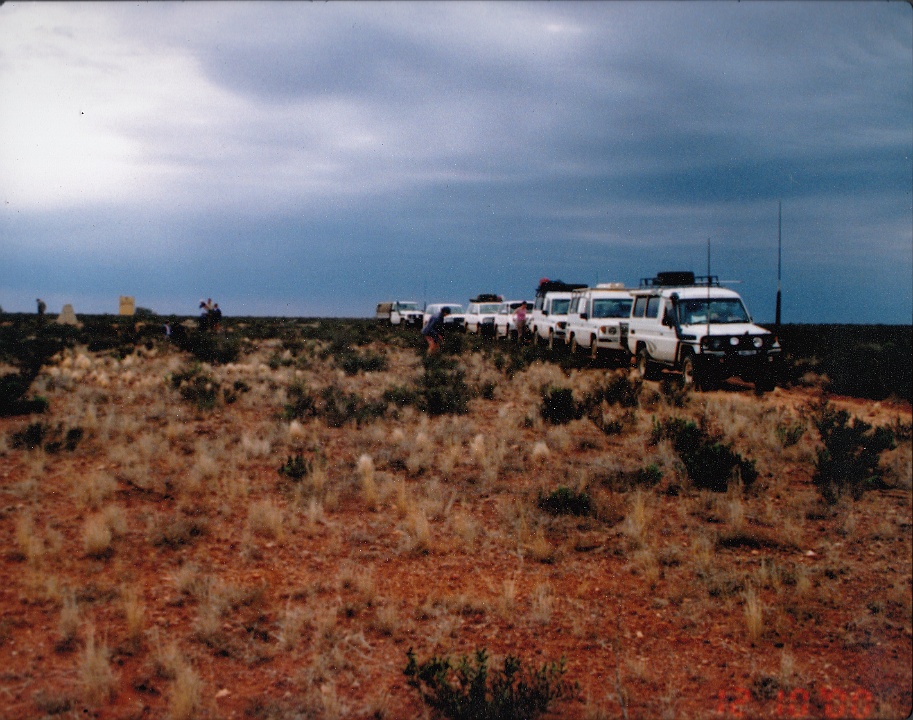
top-left (0, 346), bottom-right (910, 720)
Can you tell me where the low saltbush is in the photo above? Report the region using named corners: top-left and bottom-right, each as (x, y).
top-left (812, 402), bottom-right (895, 504)
top-left (537, 487), bottom-right (591, 517)
top-left (404, 647), bottom-right (574, 720)
top-left (539, 387), bottom-right (583, 425)
top-left (653, 417), bottom-right (757, 492)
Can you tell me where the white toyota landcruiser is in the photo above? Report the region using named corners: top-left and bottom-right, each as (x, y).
top-left (465, 294), bottom-right (503, 336)
top-left (530, 280), bottom-right (587, 349)
top-left (564, 283), bottom-right (634, 360)
top-left (625, 271), bottom-right (781, 390)
top-left (386, 301), bottom-right (424, 327)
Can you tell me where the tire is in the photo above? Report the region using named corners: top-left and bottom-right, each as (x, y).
top-left (570, 335), bottom-right (580, 354)
top-left (753, 369), bottom-right (775, 393)
top-left (636, 347), bottom-right (660, 380)
top-left (590, 337), bottom-right (599, 360)
top-left (681, 354), bottom-right (700, 389)
top-left (548, 331), bottom-right (555, 351)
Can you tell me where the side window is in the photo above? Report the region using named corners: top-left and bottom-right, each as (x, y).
top-left (633, 296), bottom-right (648, 318)
top-left (646, 296), bottom-right (661, 319)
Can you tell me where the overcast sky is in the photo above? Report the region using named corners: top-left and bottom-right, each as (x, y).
top-left (1, 1), bottom-right (910, 323)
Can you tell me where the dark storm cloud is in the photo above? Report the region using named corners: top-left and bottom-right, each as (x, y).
top-left (0, 1), bottom-right (910, 323)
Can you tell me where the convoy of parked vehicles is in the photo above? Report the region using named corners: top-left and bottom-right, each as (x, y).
top-left (377, 271), bottom-right (782, 390)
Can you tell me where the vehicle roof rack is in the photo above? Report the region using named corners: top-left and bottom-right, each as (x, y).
top-left (470, 293), bottom-right (503, 303)
top-left (639, 271), bottom-right (720, 288)
top-left (536, 279), bottom-right (588, 296)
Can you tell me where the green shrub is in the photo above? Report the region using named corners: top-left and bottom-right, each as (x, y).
top-left (537, 487), bottom-right (591, 516)
top-left (654, 417), bottom-right (757, 492)
top-left (278, 454), bottom-right (313, 482)
top-left (283, 382), bottom-right (317, 420)
top-left (636, 463), bottom-right (664, 487)
top-left (320, 386), bottom-right (387, 427)
top-left (404, 648), bottom-right (575, 720)
top-left (0, 323), bottom-right (71, 416)
top-left (11, 421), bottom-right (48, 450)
top-left (173, 330), bottom-right (240, 364)
top-left (539, 387), bottom-right (582, 425)
top-left (590, 372), bottom-right (642, 408)
top-left (169, 365), bottom-right (221, 410)
top-left (421, 356), bottom-right (470, 416)
top-left (10, 422), bottom-right (83, 453)
top-left (812, 403), bottom-right (895, 504)
top-left (338, 349), bottom-right (388, 375)
top-left (383, 385), bottom-right (422, 408)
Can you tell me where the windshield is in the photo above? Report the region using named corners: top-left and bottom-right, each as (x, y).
top-left (478, 304), bottom-right (500, 313)
top-left (678, 298), bottom-right (750, 325)
top-left (592, 298), bottom-right (632, 319)
top-left (397, 302), bottom-right (418, 311)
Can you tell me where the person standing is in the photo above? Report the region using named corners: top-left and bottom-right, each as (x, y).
top-left (212, 303), bottom-right (222, 333)
top-left (513, 302), bottom-right (528, 343)
top-left (422, 306), bottom-right (450, 355)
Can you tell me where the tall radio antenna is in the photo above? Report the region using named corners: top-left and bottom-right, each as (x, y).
top-left (706, 237), bottom-right (711, 341)
top-left (776, 201), bottom-right (782, 327)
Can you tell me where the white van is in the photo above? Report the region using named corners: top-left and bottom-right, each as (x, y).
top-left (565, 283), bottom-right (634, 360)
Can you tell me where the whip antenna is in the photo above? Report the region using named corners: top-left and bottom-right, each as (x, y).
top-left (776, 201), bottom-right (782, 327)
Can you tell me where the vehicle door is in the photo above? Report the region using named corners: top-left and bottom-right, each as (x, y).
top-left (651, 296), bottom-right (679, 362)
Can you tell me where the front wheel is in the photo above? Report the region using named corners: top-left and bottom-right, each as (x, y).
top-left (570, 335), bottom-right (580, 354)
top-left (681, 354), bottom-right (701, 389)
top-left (590, 338), bottom-right (599, 360)
top-left (548, 331), bottom-right (555, 351)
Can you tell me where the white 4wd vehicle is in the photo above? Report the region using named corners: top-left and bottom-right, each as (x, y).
top-left (388, 301), bottom-right (424, 327)
top-left (625, 272), bottom-right (781, 390)
top-left (565, 283), bottom-right (634, 360)
top-left (530, 280), bottom-right (587, 349)
top-left (494, 300), bottom-right (530, 340)
top-left (465, 295), bottom-right (503, 335)
top-left (422, 303), bottom-right (466, 331)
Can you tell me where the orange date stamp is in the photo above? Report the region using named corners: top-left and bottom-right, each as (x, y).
top-left (716, 686), bottom-right (875, 718)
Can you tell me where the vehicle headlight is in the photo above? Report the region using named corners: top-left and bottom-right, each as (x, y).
top-left (753, 337), bottom-right (763, 349)
top-left (729, 336), bottom-right (739, 347)
top-left (601, 326), bottom-right (617, 335)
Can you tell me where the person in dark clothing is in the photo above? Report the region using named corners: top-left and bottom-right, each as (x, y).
top-left (212, 304), bottom-right (222, 333)
top-left (421, 306), bottom-right (450, 354)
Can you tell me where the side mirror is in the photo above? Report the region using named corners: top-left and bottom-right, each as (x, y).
top-left (542, 310), bottom-right (549, 316)
top-left (580, 313), bottom-right (588, 321)
top-left (662, 314), bottom-right (675, 327)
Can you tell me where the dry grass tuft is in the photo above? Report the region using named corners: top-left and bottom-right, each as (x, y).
top-left (529, 582), bottom-right (554, 625)
top-left (247, 499), bottom-right (285, 540)
top-left (743, 585), bottom-right (765, 643)
top-left (122, 586), bottom-right (146, 650)
top-left (357, 453), bottom-right (379, 510)
top-left (169, 658), bottom-right (203, 720)
top-left (80, 629), bottom-right (116, 705)
top-left (82, 513), bottom-right (114, 558)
